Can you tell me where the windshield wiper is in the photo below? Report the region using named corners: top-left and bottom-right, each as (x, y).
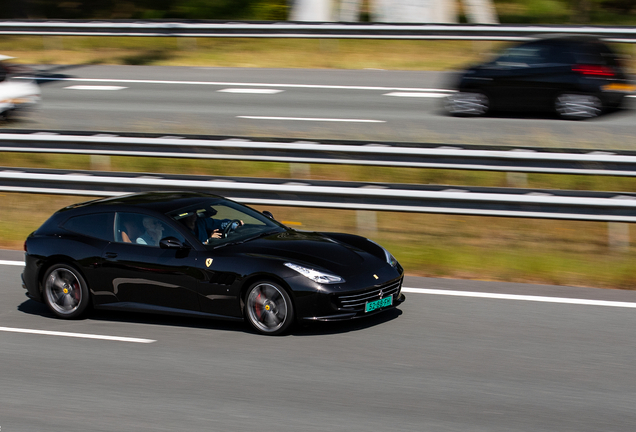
top-left (213, 228), bottom-right (282, 249)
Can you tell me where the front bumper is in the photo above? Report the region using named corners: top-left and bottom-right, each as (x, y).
top-left (297, 276), bottom-right (405, 322)
top-left (301, 292), bottom-right (406, 322)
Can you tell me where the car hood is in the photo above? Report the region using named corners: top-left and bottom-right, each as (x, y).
top-left (241, 230), bottom-right (381, 274)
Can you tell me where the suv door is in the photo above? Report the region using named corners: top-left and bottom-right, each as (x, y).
top-left (97, 212), bottom-right (203, 312)
top-left (489, 41), bottom-right (558, 111)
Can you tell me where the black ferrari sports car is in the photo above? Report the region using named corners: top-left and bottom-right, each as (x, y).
top-left (446, 35), bottom-right (635, 120)
top-left (22, 192), bottom-right (405, 335)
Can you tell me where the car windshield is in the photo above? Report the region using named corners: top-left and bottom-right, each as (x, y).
top-left (167, 198), bottom-right (286, 247)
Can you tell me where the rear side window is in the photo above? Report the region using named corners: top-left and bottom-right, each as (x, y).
top-left (115, 212), bottom-right (185, 247)
top-left (496, 43), bottom-right (551, 66)
top-left (572, 42), bottom-right (618, 66)
top-left (63, 212), bottom-right (113, 242)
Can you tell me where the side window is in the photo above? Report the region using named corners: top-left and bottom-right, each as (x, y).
top-left (115, 212), bottom-right (184, 247)
top-left (497, 44), bottom-right (549, 67)
top-left (63, 213), bottom-right (113, 242)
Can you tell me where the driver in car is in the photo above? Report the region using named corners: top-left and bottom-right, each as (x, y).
top-left (181, 211), bottom-right (243, 244)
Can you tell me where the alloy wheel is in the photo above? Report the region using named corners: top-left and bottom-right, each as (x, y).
top-left (245, 282), bottom-right (293, 335)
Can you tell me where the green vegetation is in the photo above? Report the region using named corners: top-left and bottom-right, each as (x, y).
top-left (6, 0), bottom-right (636, 24)
top-left (495, 0), bottom-right (636, 24)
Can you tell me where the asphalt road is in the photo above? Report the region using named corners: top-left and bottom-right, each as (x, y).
top-left (9, 65), bottom-right (636, 147)
top-left (2, 249), bottom-right (636, 432)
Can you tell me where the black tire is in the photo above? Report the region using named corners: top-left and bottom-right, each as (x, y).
top-left (244, 281), bottom-right (294, 336)
top-left (554, 93), bottom-right (602, 120)
top-left (42, 264), bottom-right (90, 319)
top-left (445, 91), bottom-right (489, 117)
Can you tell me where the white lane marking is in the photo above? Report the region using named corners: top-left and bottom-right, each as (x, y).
top-left (64, 85), bottom-right (128, 91)
top-left (218, 88), bottom-right (283, 94)
top-left (384, 92), bottom-right (448, 98)
top-left (0, 259), bottom-right (24, 266)
top-left (38, 76), bottom-right (452, 93)
top-left (237, 116), bottom-right (385, 123)
top-left (0, 326), bottom-right (156, 343)
top-left (403, 287), bottom-right (636, 308)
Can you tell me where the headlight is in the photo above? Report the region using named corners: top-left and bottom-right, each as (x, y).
top-left (284, 262), bottom-right (344, 284)
top-left (368, 239), bottom-right (398, 268)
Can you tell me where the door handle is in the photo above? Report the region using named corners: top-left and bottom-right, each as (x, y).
top-left (105, 252), bottom-right (118, 258)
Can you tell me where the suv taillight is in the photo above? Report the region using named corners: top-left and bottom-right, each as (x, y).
top-left (572, 65), bottom-right (615, 77)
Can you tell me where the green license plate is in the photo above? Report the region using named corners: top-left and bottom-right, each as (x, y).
top-left (365, 296), bottom-right (393, 313)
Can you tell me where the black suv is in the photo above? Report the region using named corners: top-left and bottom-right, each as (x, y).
top-left (446, 35), bottom-right (634, 120)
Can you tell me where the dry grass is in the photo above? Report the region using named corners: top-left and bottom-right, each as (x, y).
top-left (0, 36), bottom-right (517, 71)
top-left (4, 192), bottom-right (635, 289)
top-left (0, 36), bottom-right (632, 72)
top-left (2, 151), bottom-right (636, 290)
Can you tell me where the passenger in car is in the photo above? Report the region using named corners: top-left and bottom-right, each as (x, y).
top-left (121, 215), bottom-right (143, 243)
top-left (136, 217), bottom-right (165, 246)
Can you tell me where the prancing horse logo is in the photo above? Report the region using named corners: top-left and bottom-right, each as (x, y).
top-left (205, 258), bottom-right (213, 267)
top-left (373, 274), bottom-right (379, 280)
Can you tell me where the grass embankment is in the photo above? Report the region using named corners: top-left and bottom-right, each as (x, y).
top-left (1, 36), bottom-right (635, 72)
top-left (0, 36), bottom-right (497, 70)
top-left (2, 154), bottom-right (636, 289)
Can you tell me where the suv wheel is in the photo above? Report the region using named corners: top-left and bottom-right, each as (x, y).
top-left (555, 93), bottom-right (602, 120)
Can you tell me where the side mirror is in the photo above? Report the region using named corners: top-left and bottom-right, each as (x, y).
top-left (160, 237), bottom-right (189, 250)
top-left (262, 211), bottom-right (275, 220)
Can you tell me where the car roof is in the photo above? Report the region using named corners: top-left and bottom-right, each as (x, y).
top-left (529, 34), bottom-right (606, 45)
top-left (67, 191), bottom-right (222, 214)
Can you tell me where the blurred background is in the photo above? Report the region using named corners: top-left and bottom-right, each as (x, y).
top-left (1, 0), bottom-right (635, 24)
top-left (1, 0), bottom-right (636, 288)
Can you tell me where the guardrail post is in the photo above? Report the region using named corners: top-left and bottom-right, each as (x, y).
top-left (506, 172), bottom-right (528, 187)
top-left (177, 37), bottom-right (197, 51)
top-left (608, 222), bottom-right (630, 252)
top-left (43, 36), bottom-right (63, 51)
top-left (90, 155), bottom-right (111, 171)
top-left (290, 163), bottom-right (311, 178)
top-left (356, 210), bottom-right (377, 234)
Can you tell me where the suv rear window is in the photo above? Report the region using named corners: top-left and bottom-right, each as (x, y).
top-left (63, 212), bottom-right (113, 242)
top-left (571, 42), bottom-right (619, 66)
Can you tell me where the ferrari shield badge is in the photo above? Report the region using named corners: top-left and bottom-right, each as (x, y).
top-left (205, 258), bottom-right (213, 267)
top-left (373, 274), bottom-right (379, 280)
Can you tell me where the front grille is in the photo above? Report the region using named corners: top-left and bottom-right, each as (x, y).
top-left (334, 279), bottom-right (402, 310)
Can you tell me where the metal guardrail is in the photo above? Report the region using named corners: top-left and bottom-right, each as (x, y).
top-left (2, 130), bottom-right (636, 176)
top-left (2, 167), bottom-right (636, 222)
top-left (0, 21), bottom-right (635, 42)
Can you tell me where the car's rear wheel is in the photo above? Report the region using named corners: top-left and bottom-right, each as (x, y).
top-left (245, 281), bottom-right (294, 336)
top-left (554, 93), bottom-right (602, 120)
top-left (42, 264), bottom-right (90, 319)
top-left (446, 92), bottom-right (489, 117)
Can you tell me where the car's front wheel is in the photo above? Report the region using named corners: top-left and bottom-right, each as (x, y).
top-left (245, 281), bottom-right (294, 336)
top-left (554, 93), bottom-right (602, 120)
top-left (446, 92), bottom-right (489, 117)
top-left (42, 264), bottom-right (90, 319)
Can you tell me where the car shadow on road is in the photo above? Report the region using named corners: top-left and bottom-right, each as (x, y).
top-left (18, 298), bottom-right (404, 337)
top-left (435, 106), bottom-right (631, 121)
top-left (29, 64), bottom-right (93, 86)
top-left (18, 298), bottom-right (247, 332)
top-left (292, 308), bottom-right (403, 337)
